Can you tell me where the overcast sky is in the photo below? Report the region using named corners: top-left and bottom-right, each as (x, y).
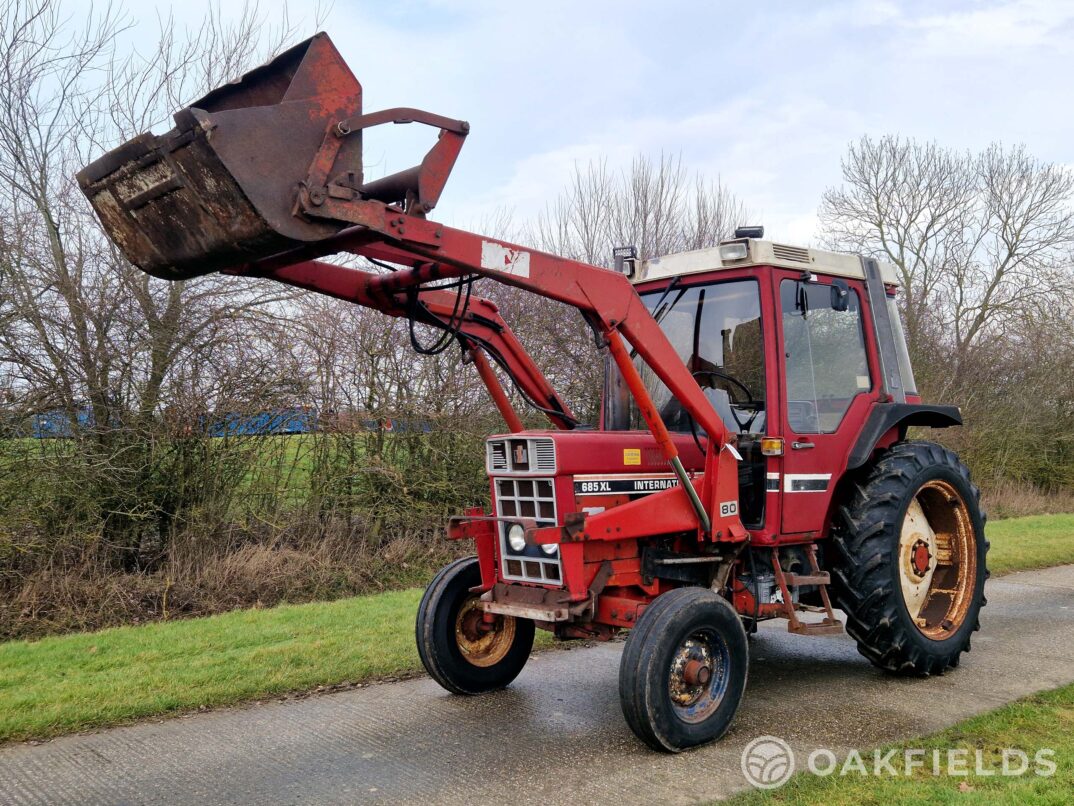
top-left (133, 0), bottom-right (1074, 246)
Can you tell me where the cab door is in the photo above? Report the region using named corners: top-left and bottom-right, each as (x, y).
top-left (776, 272), bottom-right (877, 535)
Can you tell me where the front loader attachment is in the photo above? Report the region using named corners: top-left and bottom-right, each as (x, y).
top-left (78, 28), bottom-right (740, 543)
top-left (77, 33), bottom-right (467, 280)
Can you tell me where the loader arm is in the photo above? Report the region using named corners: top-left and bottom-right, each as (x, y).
top-left (238, 217), bottom-right (731, 449)
top-left (235, 209), bottom-right (744, 539)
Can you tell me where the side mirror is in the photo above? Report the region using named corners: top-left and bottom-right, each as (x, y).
top-left (830, 279), bottom-right (849, 312)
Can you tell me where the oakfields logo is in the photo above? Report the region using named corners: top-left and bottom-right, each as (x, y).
top-left (740, 736), bottom-right (1057, 789)
top-left (741, 736), bottom-right (795, 789)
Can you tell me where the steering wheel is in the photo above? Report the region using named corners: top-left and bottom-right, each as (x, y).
top-left (692, 369), bottom-right (761, 432)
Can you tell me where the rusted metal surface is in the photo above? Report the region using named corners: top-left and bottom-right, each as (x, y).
top-left (77, 33), bottom-right (472, 281)
top-left (455, 599), bottom-right (516, 667)
top-left (299, 108), bottom-right (469, 219)
top-left (78, 33), bottom-right (363, 279)
top-left (898, 479), bottom-right (977, 639)
top-left (480, 582), bottom-right (574, 622)
top-left (772, 546), bottom-right (844, 637)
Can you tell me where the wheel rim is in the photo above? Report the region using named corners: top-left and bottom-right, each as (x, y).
top-left (668, 628), bottom-right (732, 723)
top-left (454, 598), bottom-right (516, 668)
top-left (898, 479), bottom-right (977, 640)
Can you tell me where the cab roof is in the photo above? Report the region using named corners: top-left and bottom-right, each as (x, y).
top-left (633, 239), bottom-right (901, 286)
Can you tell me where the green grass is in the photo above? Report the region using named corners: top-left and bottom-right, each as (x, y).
top-left (728, 682), bottom-right (1074, 805)
top-left (0, 587), bottom-right (553, 744)
top-left (985, 513), bottom-right (1074, 575)
top-left (0, 513), bottom-right (1071, 746)
top-left (0, 588), bottom-right (422, 743)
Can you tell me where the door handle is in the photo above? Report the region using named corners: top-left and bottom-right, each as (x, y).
top-left (792, 440), bottom-right (815, 450)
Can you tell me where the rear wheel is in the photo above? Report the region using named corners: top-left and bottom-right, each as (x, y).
top-left (416, 557), bottom-right (534, 694)
top-left (832, 441), bottom-right (988, 675)
top-left (619, 587), bottom-right (748, 752)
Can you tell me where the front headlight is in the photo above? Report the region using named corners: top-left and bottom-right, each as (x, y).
top-left (507, 523), bottom-right (527, 552)
top-left (541, 542), bottom-right (558, 556)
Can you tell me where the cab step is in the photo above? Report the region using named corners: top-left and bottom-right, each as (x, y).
top-left (771, 544), bottom-right (844, 637)
top-left (789, 618), bottom-right (845, 636)
top-left (783, 571), bottom-right (830, 586)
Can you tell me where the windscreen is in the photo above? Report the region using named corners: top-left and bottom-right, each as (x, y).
top-left (621, 279), bottom-right (767, 435)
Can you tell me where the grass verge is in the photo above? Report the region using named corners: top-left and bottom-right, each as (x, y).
top-left (1, 513), bottom-right (1072, 745)
top-left (985, 513), bottom-right (1074, 575)
top-left (728, 682), bottom-right (1074, 805)
top-left (0, 588), bottom-right (553, 744)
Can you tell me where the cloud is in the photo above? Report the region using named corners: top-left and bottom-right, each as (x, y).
top-left (450, 93), bottom-right (865, 245)
top-left (908, 0), bottom-right (1074, 56)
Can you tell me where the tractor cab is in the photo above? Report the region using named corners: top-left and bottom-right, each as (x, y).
top-left (605, 232), bottom-right (915, 538)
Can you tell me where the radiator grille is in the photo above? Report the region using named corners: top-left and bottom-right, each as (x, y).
top-left (534, 440), bottom-right (555, 471)
top-left (495, 476), bottom-right (561, 585)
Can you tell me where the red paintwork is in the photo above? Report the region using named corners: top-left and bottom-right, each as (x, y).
top-left (773, 269), bottom-right (881, 536)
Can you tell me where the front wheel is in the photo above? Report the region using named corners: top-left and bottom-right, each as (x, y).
top-left (416, 557), bottom-right (534, 694)
top-left (618, 587), bottom-right (749, 752)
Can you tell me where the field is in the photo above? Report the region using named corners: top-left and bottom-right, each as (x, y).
top-left (0, 513), bottom-right (1071, 745)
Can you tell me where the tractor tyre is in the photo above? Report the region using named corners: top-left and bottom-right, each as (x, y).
top-left (416, 556), bottom-right (534, 694)
top-left (831, 440), bottom-right (988, 675)
top-left (618, 587), bottom-right (748, 752)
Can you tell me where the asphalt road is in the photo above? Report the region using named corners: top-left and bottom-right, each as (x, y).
top-left (2, 565), bottom-right (1074, 805)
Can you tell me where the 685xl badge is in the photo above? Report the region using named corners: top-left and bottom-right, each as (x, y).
top-left (573, 474), bottom-right (680, 496)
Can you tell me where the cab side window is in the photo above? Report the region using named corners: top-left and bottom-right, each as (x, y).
top-left (780, 279), bottom-right (870, 434)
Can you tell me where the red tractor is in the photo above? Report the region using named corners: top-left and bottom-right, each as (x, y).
top-left (80, 34), bottom-right (988, 752)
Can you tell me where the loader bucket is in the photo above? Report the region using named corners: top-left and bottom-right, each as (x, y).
top-left (76, 33), bottom-right (363, 280)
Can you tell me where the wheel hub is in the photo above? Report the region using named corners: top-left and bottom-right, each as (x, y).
top-left (909, 538), bottom-right (932, 579)
top-left (669, 638), bottom-right (713, 707)
top-left (666, 628), bottom-right (733, 726)
top-left (683, 659), bottom-right (712, 687)
top-left (454, 598), bottom-right (516, 668)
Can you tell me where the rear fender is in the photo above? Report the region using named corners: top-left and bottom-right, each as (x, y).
top-left (847, 403), bottom-right (962, 471)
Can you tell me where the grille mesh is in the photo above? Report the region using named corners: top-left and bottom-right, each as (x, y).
top-left (495, 476), bottom-right (561, 584)
top-left (488, 441), bottom-right (508, 471)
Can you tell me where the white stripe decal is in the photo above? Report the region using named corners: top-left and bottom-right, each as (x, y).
top-left (784, 473), bottom-right (832, 493)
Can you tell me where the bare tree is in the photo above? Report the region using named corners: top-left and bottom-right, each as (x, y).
top-left (820, 135), bottom-right (1074, 490)
top-left (528, 153), bottom-right (748, 265)
top-left (0, 0), bottom-right (320, 569)
top-left (819, 136), bottom-right (1074, 379)
top-left (508, 154), bottom-right (750, 419)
